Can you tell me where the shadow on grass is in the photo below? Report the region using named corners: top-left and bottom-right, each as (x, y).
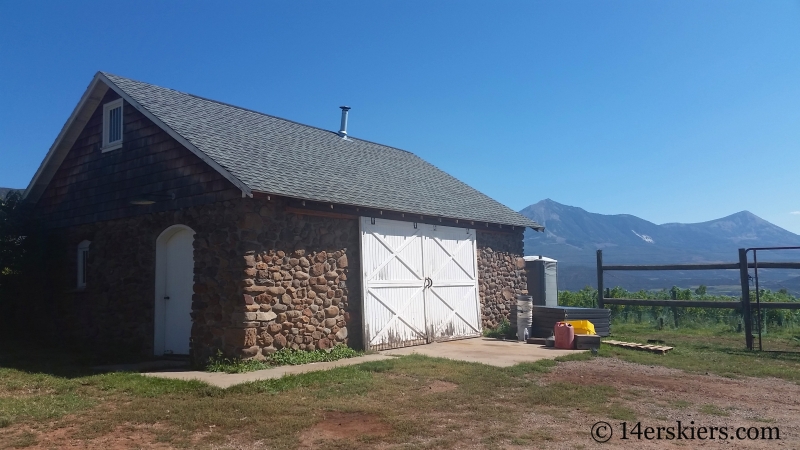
top-left (0, 337), bottom-right (155, 379)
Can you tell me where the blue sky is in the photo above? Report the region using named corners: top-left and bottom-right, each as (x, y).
top-left (2, 1), bottom-right (799, 233)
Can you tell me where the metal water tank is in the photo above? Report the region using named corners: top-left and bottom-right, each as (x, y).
top-left (524, 255), bottom-right (558, 307)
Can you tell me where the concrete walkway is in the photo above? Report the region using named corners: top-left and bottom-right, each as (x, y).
top-left (143, 354), bottom-right (393, 388)
top-left (142, 338), bottom-right (584, 388)
top-left (381, 338), bottom-right (582, 367)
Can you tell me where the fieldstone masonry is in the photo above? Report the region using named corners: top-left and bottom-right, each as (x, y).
top-left (476, 230), bottom-right (527, 329)
top-left (226, 247), bottom-right (352, 359)
top-left (35, 196), bottom-right (361, 363)
top-left (33, 196), bottom-right (524, 362)
top-left (192, 197), bottom-right (361, 363)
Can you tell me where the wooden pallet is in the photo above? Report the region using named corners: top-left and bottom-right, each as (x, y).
top-left (604, 340), bottom-right (673, 355)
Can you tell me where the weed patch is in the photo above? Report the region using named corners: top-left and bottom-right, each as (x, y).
top-left (483, 319), bottom-right (516, 339)
top-left (204, 345), bottom-right (364, 374)
top-left (205, 352), bottom-right (270, 374)
top-left (700, 404), bottom-right (731, 417)
top-left (268, 345), bottom-right (362, 366)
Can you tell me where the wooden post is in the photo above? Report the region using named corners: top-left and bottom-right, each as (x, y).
top-left (669, 288), bottom-right (679, 328)
top-left (738, 248), bottom-right (753, 350)
top-left (596, 250), bottom-right (604, 309)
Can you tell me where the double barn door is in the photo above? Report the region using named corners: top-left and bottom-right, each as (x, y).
top-left (360, 217), bottom-right (482, 351)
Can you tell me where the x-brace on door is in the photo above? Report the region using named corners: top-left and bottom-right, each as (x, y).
top-left (360, 217), bottom-right (481, 351)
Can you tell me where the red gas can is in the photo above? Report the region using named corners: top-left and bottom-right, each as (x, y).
top-left (554, 322), bottom-right (575, 349)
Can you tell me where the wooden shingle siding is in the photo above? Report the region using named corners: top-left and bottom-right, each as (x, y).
top-left (35, 90), bottom-right (241, 228)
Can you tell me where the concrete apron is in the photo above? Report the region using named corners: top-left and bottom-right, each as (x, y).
top-left (142, 338), bottom-right (584, 388)
top-left (380, 338), bottom-right (583, 367)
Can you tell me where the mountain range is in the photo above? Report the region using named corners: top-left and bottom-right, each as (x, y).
top-left (520, 199), bottom-right (800, 294)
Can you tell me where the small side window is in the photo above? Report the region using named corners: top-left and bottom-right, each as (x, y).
top-left (77, 240), bottom-right (91, 288)
top-left (102, 99), bottom-right (124, 152)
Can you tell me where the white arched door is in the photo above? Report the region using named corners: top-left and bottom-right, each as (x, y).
top-left (155, 225), bottom-right (195, 355)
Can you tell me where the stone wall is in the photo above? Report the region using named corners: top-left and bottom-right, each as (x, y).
top-left (476, 229), bottom-right (527, 328)
top-left (31, 196), bottom-right (362, 363)
top-left (30, 193), bottom-right (523, 361)
top-left (215, 198), bottom-right (360, 361)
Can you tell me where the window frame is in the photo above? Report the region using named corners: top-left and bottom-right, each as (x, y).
top-left (77, 240), bottom-right (91, 288)
top-left (101, 99), bottom-right (124, 152)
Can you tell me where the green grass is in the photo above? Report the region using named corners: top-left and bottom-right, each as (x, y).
top-left (2, 328), bottom-right (799, 448)
top-left (602, 323), bottom-right (800, 382)
top-left (700, 404), bottom-right (731, 417)
top-left (669, 399), bottom-right (691, 409)
top-left (0, 342), bottom-right (624, 449)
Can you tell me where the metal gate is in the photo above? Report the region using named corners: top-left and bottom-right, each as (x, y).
top-left (360, 217), bottom-right (481, 350)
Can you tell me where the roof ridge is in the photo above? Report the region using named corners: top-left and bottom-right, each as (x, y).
top-left (101, 71), bottom-right (415, 155)
top-left (96, 71), bottom-right (542, 230)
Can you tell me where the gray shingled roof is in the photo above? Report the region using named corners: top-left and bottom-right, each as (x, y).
top-left (103, 73), bottom-right (542, 230)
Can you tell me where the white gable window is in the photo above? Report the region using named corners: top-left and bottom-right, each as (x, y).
top-left (102, 99), bottom-right (124, 151)
top-left (77, 240), bottom-right (91, 288)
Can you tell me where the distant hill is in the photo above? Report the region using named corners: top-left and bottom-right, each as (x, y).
top-left (521, 199), bottom-right (800, 294)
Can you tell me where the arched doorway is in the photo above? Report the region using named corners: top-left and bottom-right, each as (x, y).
top-left (154, 225), bottom-right (195, 355)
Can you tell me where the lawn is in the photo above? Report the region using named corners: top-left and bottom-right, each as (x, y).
top-left (607, 322), bottom-right (800, 381)
top-left (1, 326), bottom-right (799, 449)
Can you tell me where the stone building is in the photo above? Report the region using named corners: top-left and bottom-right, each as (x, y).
top-left (22, 72), bottom-right (543, 363)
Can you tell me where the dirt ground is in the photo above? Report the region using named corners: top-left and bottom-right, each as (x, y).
top-left (297, 412), bottom-right (392, 449)
top-left (526, 358), bottom-right (800, 449)
top-left (4, 358), bottom-right (798, 449)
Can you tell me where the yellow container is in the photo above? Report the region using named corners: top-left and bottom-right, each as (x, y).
top-left (564, 320), bottom-right (596, 336)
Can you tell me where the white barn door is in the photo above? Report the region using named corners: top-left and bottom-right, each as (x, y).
top-left (360, 218), bottom-right (481, 350)
top-left (361, 218), bottom-right (428, 350)
top-left (423, 226), bottom-right (482, 341)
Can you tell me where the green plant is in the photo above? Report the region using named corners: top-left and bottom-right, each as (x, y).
top-left (204, 350), bottom-right (270, 374)
top-left (266, 344), bottom-right (362, 366)
top-left (483, 318), bottom-right (516, 339)
top-left (203, 345), bottom-right (364, 373)
top-left (559, 286), bottom-right (800, 334)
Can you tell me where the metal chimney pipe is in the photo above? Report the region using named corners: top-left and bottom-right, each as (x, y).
top-left (338, 106), bottom-right (350, 138)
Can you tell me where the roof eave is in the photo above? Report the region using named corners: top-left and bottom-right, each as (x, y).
top-left (23, 72), bottom-right (254, 205)
top-left (23, 75), bottom-right (109, 203)
top-left (98, 72), bottom-right (253, 198)
top-left (252, 189), bottom-right (544, 231)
